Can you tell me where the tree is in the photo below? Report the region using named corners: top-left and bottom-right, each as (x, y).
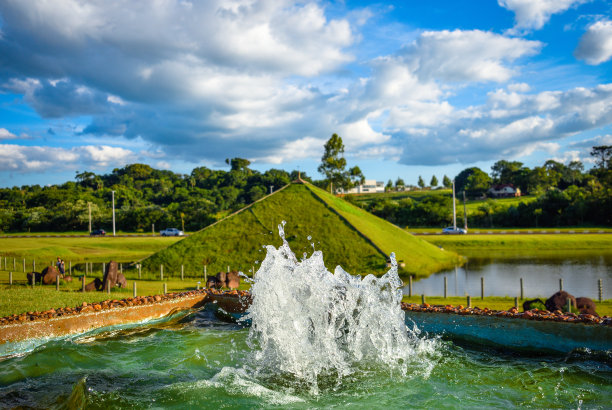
top-left (417, 175), bottom-right (425, 189)
top-left (590, 145), bottom-right (612, 169)
top-left (395, 177), bottom-right (405, 188)
top-left (318, 134), bottom-right (364, 192)
top-left (386, 179), bottom-right (393, 191)
top-left (465, 169), bottom-right (492, 197)
top-left (318, 133), bottom-right (348, 192)
top-left (430, 175), bottom-right (438, 187)
top-left (442, 175), bottom-right (452, 188)
top-left (454, 167), bottom-right (482, 193)
top-left (490, 160), bottom-right (523, 184)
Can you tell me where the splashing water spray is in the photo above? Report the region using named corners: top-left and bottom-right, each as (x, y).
top-left (244, 222), bottom-right (437, 393)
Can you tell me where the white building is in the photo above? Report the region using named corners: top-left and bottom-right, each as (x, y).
top-left (338, 179), bottom-right (385, 194)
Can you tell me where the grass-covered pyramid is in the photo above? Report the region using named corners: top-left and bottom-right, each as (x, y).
top-left (142, 181), bottom-right (461, 278)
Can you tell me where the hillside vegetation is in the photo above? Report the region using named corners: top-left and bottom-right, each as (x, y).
top-left (142, 183), bottom-right (461, 277)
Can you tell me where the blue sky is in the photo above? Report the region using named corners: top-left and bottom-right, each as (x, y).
top-left (1, 0), bottom-right (611, 187)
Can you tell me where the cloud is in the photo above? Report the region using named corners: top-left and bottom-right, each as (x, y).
top-left (393, 83), bottom-right (612, 165)
top-left (574, 20), bottom-right (612, 65)
top-left (0, 144), bottom-right (136, 172)
top-left (498, 0), bottom-right (588, 32)
top-left (403, 30), bottom-right (542, 83)
top-left (0, 128), bottom-right (17, 140)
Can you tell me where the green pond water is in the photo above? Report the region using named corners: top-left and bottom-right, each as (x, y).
top-left (1, 309), bottom-right (611, 409)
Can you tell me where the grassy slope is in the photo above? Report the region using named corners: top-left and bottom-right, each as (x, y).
top-left (141, 184), bottom-right (388, 276)
top-left (304, 183), bottom-right (462, 277)
top-left (0, 237), bottom-right (181, 263)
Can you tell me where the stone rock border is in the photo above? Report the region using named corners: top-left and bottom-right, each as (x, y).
top-left (401, 302), bottom-right (612, 326)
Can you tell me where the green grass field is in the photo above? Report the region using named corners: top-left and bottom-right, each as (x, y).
top-left (419, 233), bottom-right (612, 252)
top-left (0, 236), bottom-right (181, 265)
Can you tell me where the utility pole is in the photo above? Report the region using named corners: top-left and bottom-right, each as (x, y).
top-left (88, 202), bottom-right (92, 233)
top-left (111, 190), bottom-right (116, 236)
top-left (452, 180), bottom-right (457, 230)
top-left (463, 190), bottom-right (468, 230)
top-left (270, 185), bottom-right (274, 194)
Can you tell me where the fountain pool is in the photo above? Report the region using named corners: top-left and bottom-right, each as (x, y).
top-left (1, 225), bottom-right (610, 407)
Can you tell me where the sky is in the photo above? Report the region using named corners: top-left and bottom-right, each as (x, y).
top-left (1, 0), bottom-right (611, 188)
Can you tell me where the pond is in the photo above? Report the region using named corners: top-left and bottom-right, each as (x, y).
top-left (405, 250), bottom-right (612, 299)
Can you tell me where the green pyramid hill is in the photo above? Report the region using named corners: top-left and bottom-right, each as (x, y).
top-left (141, 181), bottom-right (462, 278)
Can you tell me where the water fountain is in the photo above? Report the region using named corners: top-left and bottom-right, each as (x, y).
top-left (0, 224), bottom-right (610, 407)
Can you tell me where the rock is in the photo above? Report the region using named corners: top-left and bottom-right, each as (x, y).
top-left (545, 291), bottom-right (576, 313)
top-left (226, 271), bottom-right (240, 289)
top-left (84, 280), bottom-right (99, 292)
top-left (206, 276), bottom-right (221, 289)
top-left (575, 297), bottom-right (598, 316)
top-left (41, 265), bottom-right (60, 285)
top-left (26, 272), bottom-right (43, 285)
top-left (102, 261), bottom-right (120, 291)
top-left (116, 273), bottom-right (127, 288)
top-left (522, 298), bottom-right (545, 312)
top-left (154, 295), bottom-right (162, 302)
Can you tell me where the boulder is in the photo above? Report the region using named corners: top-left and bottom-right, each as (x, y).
top-left (575, 297), bottom-right (598, 316)
top-left (522, 298), bottom-right (545, 312)
top-left (41, 265), bottom-right (60, 285)
top-left (226, 270), bottom-right (240, 289)
top-left (206, 276), bottom-right (222, 289)
top-left (102, 261), bottom-right (119, 291)
top-left (116, 273), bottom-right (127, 288)
top-left (84, 278), bottom-right (101, 292)
top-left (217, 271), bottom-right (227, 284)
top-left (545, 291), bottom-right (576, 312)
top-left (26, 272), bottom-right (43, 285)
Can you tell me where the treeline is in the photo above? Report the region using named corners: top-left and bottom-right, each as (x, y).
top-left (0, 159), bottom-right (311, 233)
top-left (354, 147), bottom-right (612, 228)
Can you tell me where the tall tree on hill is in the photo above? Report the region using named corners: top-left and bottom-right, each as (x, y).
top-left (395, 177), bottom-right (405, 188)
top-left (491, 160), bottom-right (523, 184)
top-left (591, 145), bottom-right (612, 169)
top-left (417, 175), bottom-right (425, 189)
top-left (318, 134), bottom-right (364, 193)
top-left (442, 175), bottom-right (452, 188)
top-left (430, 175), bottom-right (438, 187)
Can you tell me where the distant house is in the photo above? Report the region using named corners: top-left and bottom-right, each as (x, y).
top-left (337, 179), bottom-right (385, 194)
top-left (488, 184), bottom-right (521, 198)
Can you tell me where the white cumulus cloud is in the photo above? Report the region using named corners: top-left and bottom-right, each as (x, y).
top-left (498, 0), bottom-right (588, 32)
top-left (575, 20), bottom-right (612, 65)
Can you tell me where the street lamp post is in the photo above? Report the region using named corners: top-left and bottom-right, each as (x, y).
top-left (112, 190), bottom-right (116, 236)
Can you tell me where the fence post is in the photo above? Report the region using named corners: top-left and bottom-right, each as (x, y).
top-left (56, 275), bottom-right (60, 291)
top-left (181, 265), bottom-right (184, 281)
top-left (559, 278), bottom-right (563, 292)
top-left (9, 271), bottom-right (12, 285)
top-left (481, 277), bottom-right (484, 300)
top-left (566, 298), bottom-right (571, 313)
top-left (444, 276), bottom-right (447, 299)
top-left (598, 279), bottom-right (603, 302)
top-left (120, 263), bottom-right (123, 274)
top-left (107, 280), bottom-right (111, 295)
top-left (82, 275), bottom-right (85, 292)
top-left (196, 282), bottom-right (200, 290)
top-left (103, 262), bottom-right (106, 275)
top-left (163, 283), bottom-right (167, 295)
top-left (33, 259), bottom-right (36, 272)
top-left (133, 281), bottom-right (137, 298)
top-left (467, 295), bottom-right (471, 308)
top-left (31, 271), bottom-right (35, 287)
top-left (204, 265), bottom-right (207, 283)
top-left (514, 296), bottom-right (518, 309)
top-left (421, 294), bottom-right (426, 305)
top-left (227, 265), bottom-right (230, 273)
top-left (409, 275), bottom-right (413, 297)
top-left (69, 260), bottom-right (72, 275)
top-left (520, 278), bottom-right (524, 300)
top-left (160, 264), bottom-right (163, 281)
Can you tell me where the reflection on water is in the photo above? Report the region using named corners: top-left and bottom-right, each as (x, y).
top-left (406, 250), bottom-right (612, 298)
